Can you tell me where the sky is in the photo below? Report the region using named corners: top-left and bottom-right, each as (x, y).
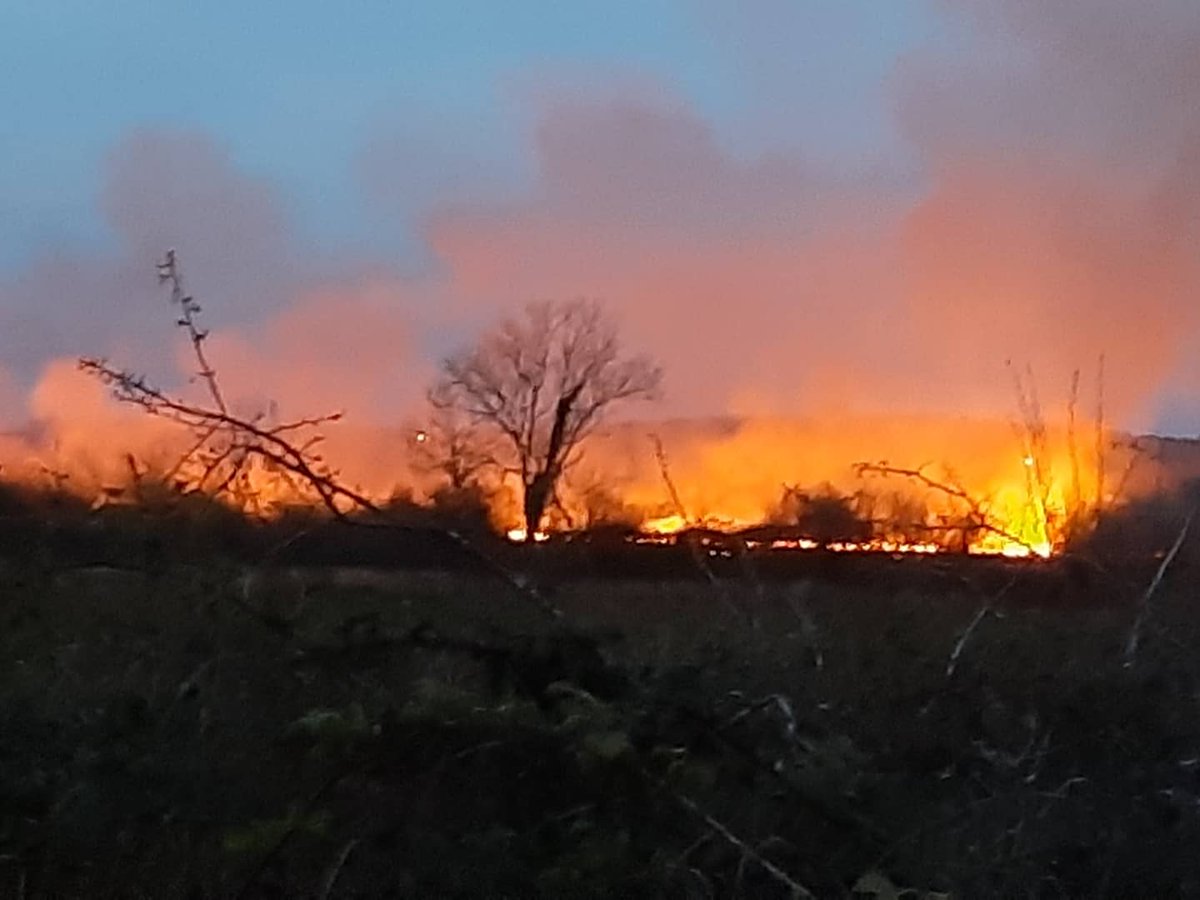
top-left (2, 0), bottom-right (1199, 435)
top-left (0, 1), bottom-right (932, 265)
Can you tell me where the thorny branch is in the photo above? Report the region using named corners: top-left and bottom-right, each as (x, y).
top-left (77, 358), bottom-right (351, 514)
top-left (158, 249), bottom-right (227, 415)
top-left (78, 251), bottom-right (565, 621)
top-left (81, 356), bottom-right (565, 620)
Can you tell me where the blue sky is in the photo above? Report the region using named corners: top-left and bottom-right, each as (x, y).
top-left (0, 0), bottom-right (938, 270)
top-left (3, 1), bottom-right (1198, 434)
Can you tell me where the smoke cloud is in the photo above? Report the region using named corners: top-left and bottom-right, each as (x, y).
top-left (2, 0), bottom-right (1199, 510)
top-left (425, 0), bottom-right (1200, 428)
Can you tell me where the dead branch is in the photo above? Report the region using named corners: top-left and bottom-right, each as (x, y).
top-left (1111, 436), bottom-right (1152, 505)
top-left (85, 362), bottom-right (566, 624)
top-left (947, 605), bottom-right (990, 679)
top-left (649, 433), bottom-right (689, 524)
top-left (83, 358), bottom-right (566, 621)
top-left (650, 432), bottom-right (716, 589)
top-left (1095, 353), bottom-right (1106, 510)
top-left (946, 575), bottom-right (1019, 678)
top-left (853, 462), bottom-right (1042, 555)
top-left (316, 838), bottom-right (359, 900)
top-left (650, 433), bottom-right (756, 626)
top-left (1124, 508), bottom-right (1195, 667)
top-left (1067, 368), bottom-right (1081, 518)
top-left (233, 766), bottom-right (351, 900)
top-left (79, 252), bottom-right (566, 622)
top-left (671, 790), bottom-right (816, 899)
top-left (158, 249), bottom-right (227, 414)
top-left (79, 358), bottom-right (350, 513)
top-left (1007, 361), bottom-right (1052, 549)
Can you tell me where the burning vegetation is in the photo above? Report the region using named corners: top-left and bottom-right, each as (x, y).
top-left (0, 252), bottom-right (1169, 564)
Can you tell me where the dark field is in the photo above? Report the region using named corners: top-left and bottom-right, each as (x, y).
top-left (3, 536), bottom-right (1200, 898)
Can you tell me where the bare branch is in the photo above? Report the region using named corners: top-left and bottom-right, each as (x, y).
top-left (158, 249), bottom-right (228, 415)
top-left (1124, 507), bottom-right (1194, 667)
top-left (434, 298), bottom-right (661, 534)
top-left (853, 461), bottom-right (1042, 554)
top-left (946, 575), bottom-right (1018, 678)
top-left (79, 251), bottom-right (568, 625)
top-left (1095, 352), bottom-right (1106, 510)
top-left (671, 791), bottom-right (816, 899)
top-left (650, 433), bottom-right (757, 625)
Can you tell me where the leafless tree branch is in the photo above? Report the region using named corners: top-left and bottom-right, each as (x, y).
top-left (78, 251), bottom-right (566, 622)
top-left (435, 298), bottom-right (661, 535)
top-left (853, 462), bottom-right (1042, 555)
top-left (1124, 507), bottom-right (1194, 667)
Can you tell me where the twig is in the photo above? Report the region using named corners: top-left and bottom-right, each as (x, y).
top-left (79, 253), bottom-right (565, 624)
top-left (316, 838), bottom-right (359, 900)
top-left (727, 531), bottom-right (764, 626)
top-left (234, 767), bottom-right (350, 900)
top-left (158, 249), bottom-right (228, 415)
top-left (671, 790), bottom-right (816, 899)
top-left (444, 526), bottom-right (564, 620)
top-left (1124, 508), bottom-right (1195, 667)
top-left (1095, 353), bottom-right (1106, 511)
top-left (1112, 436), bottom-right (1151, 506)
top-left (79, 360), bottom-right (346, 510)
top-left (650, 433), bottom-right (754, 625)
top-left (854, 462), bottom-right (1043, 555)
top-left (452, 739), bottom-right (505, 761)
top-left (1007, 362), bottom-right (1052, 546)
top-left (1036, 776), bottom-right (1088, 819)
top-left (946, 575), bottom-right (1018, 678)
top-left (785, 586), bottom-right (824, 669)
top-left (649, 433), bottom-right (689, 524)
top-left (947, 605), bottom-right (990, 679)
top-left (672, 828), bottom-right (716, 868)
top-left (678, 703), bottom-right (882, 840)
top-left (1067, 368), bottom-right (1081, 524)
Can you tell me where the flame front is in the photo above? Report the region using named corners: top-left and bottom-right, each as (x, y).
top-left (0, 385), bottom-right (1148, 559)
top-left (538, 414), bottom-right (1131, 558)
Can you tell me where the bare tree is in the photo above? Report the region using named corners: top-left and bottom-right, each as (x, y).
top-left (433, 299), bottom-right (661, 537)
top-left (409, 384), bottom-right (498, 492)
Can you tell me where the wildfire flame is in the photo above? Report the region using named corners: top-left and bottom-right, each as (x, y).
top-left (506, 528), bottom-right (550, 542)
top-left (532, 415), bottom-right (1130, 559)
top-left (0, 376), bottom-right (1149, 561)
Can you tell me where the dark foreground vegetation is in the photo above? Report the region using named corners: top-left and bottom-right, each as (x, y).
top-left (3, 492), bottom-right (1200, 898)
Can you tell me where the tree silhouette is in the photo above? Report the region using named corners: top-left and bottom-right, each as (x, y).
top-left (433, 299), bottom-right (661, 537)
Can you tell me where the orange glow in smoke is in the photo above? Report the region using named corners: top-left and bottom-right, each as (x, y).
top-left (0, 368), bottom-right (1144, 559)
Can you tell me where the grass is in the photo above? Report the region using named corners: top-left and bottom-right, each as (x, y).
top-left (2, 539), bottom-right (1200, 897)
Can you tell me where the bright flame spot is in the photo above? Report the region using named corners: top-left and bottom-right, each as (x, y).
top-left (643, 514), bottom-right (688, 534)
top-left (506, 528), bottom-right (549, 542)
top-left (1022, 455), bottom-right (1034, 467)
top-left (996, 540), bottom-right (1052, 559)
top-left (414, 431), bottom-right (428, 444)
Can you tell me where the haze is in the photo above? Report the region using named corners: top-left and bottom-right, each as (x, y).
top-left (3, 0), bottom-right (1199, 435)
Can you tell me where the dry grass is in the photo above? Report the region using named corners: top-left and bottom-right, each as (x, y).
top-left (2, 547), bottom-right (1199, 897)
